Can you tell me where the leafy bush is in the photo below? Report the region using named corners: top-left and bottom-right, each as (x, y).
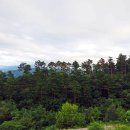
top-left (12, 105), bottom-right (56, 130)
top-left (56, 102), bottom-right (85, 129)
top-left (126, 110), bottom-right (130, 122)
top-left (45, 125), bottom-right (57, 130)
top-left (104, 104), bottom-right (117, 121)
top-left (0, 100), bottom-right (17, 123)
top-left (115, 107), bottom-right (126, 122)
top-left (31, 106), bottom-right (56, 129)
top-left (0, 120), bottom-right (25, 130)
top-left (45, 111), bottom-right (56, 126)
top-left (104, 104), bottom-right (126, 122)
top-left (88, 122), bottom-right (104, 130)
top-left (115, 124), bottom-right (130, 130)
top-left (12, 108), bottom-right (35, 129)
top-left (85, 107), bottom-right (101, 123)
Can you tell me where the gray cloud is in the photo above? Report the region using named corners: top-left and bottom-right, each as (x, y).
top-left (0, 0), bottom-right (130, 66)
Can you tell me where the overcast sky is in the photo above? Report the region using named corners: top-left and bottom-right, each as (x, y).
top-left (0, 0), bottom-right (130, 66)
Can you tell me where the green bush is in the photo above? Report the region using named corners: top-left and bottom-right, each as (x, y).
top-left (56, 102), bottom-right (85, 129)
top-left (0, 100), bottom-right (17, 123)
top-left (13, 108), bottom-right (35, 129)
top-left (85, 107), bottom-right (101, 123)
top-left (88, 122), bottom-right (104, 130)
top-left (12, 105), bottom-right (56, 130)
top-left (45, 125), bottom-right (57, 130)
top-left (31, 106), bottom-right (56, 128)
top-left (115, 124), bottom-right (130, 130)
top-left (126, 110), bottom-right (130, 122)
top-left (115, 107), bottom-right (126, 122)
top-left (0, 120), bottom-right (25, 130)
top-left (104, 104), bottom-right (126, 122)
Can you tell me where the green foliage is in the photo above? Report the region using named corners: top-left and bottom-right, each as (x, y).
top-left (0, 103), bottom-right (56, 130)
top-left (45, 125), bottom-right (57, 130)
top-left (115, 107), bottom-right (126, 122)
top-left (56, 102), bottom-right (85, 129)
top-left (30, 106), bottom-right (56, 129)
top-left (0, 100), bottom-right (17, 123)
top-left (0, 120), bottom-right (25, 130)
top-left (104, 104), bottom-right (126, 122)
top-left (115, 124), bottom-right (130, 130)
top-left (11, 108), bottom-right (35, 129)
top-left (104, 104), bottom-right (117, 121)
top-left (88, 122), bottom-right (104, 130)
top-left (18, 62), bottom-right (31, 74)
top-left (12, 105), bottom-right (56, 129)
top-left (85, 107), bottom-right (101, 123)
top-left (126, 110), bottom-right (130, 122)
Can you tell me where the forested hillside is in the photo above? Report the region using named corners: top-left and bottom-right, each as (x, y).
top-left (0, 53), bottom-right (130, 129)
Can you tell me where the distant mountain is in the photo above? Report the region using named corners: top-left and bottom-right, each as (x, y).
top-left (11, 70), bottom-right (23, 77)
top-left (0, 66), bottom-right (35, 77)
top-left (0, 66), bottom-right (18, 72)
top-left (0, 66), bottom-right (20, 77)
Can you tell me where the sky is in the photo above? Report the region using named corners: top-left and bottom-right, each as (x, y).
top-left (0, 0), bottom-right (130, 66)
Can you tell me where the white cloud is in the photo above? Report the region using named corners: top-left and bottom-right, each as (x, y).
top-left (0, 0), bottom-right (130, 66)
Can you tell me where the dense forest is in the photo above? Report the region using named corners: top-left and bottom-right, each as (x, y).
top-left (1, 53), bottom-right (130, 129)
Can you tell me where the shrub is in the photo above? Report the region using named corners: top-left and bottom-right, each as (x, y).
top-left (31, 106), bottom-right (56, 128)
top-left (0, 120), bottom-right (25, 130)
top-left (85, 107), bottom-right (101, 123)
top-left (88, 122), bottom-right (104, 130)
top-left (12, 108), bottom-right (35, 129)
top-left (56, 102), bottom-right (85, 129)
top-left (115, 107), bottom-right (126, 122)
top-left (126, 110), bottom-right (130, 122)
top-left (45, 125), bottom-right (57, 130)
top-left (104, 104), bottom-right (126, 122)
top-left (12, 105), bottom-right (56, 130)
top-left (115, 124), bottom-right (130, 130)
top-left (0, 100), bottom-right (17, 123)
top-left (105, 104), bottom-right (118, 122)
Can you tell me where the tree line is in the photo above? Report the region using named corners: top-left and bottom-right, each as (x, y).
top-left (0, 53), bottom-right (129, 107)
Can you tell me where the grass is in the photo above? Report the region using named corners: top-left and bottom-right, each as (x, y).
top-left (44, 122), bottom-right (130, 130)
top-left (88, 122), bottom-right (104, 130)
top-left (87, 122), bottom-right (130, 130)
